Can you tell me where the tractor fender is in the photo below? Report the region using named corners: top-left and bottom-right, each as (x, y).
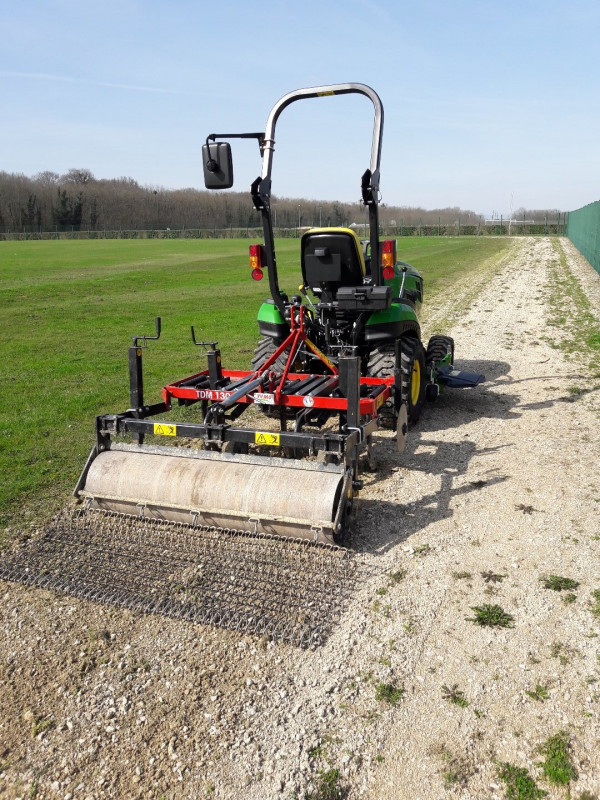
top-left (257, 299), bottom-right (289, 340)
top-left (364, 301), bottom-right (420, 344)
top-left (387, 261), bottom-right (424, 308)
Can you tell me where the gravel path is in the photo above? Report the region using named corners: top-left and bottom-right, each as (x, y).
top-left (1, 237), bottom-right (599, 800)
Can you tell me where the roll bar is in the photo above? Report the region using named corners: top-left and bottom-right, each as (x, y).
top-left (261, 83), bottom-right (383, 190)
top-left (204, 83), bottom-right (386, 312)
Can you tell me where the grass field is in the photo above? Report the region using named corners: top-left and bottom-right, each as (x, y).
top-left (0, 236), bottom-right (511, 529)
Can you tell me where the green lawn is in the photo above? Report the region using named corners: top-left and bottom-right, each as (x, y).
top-left (0, 236), bottom-right (510, 529)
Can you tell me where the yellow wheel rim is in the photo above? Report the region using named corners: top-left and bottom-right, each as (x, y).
top-left (410, 359), bottom-right (421, 406)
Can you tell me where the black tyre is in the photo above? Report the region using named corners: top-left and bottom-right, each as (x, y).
top-left (366, 343), bottom-right (397, 428)
top-left (426, 335), bottom-right (455, 367)
top-left (251, 336), bottom-right (287, 372)
top-left (400, 337), bottom-right (426, 424)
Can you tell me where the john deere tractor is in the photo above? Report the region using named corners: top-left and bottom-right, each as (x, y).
top-left (74, 83), bottom-right (481, 545)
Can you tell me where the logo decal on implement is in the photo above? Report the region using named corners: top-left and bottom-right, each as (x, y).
top-left (153, 423), bottom-right (176, 436)
top-left (303, 396), bottom-right (315, 407)
top-left (254, 392), bottom-right (275, 405)
top-left (254, 431), bottom-right (280, 446)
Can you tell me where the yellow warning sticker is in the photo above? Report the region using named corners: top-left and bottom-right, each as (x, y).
top-left (153, 423), bottom-right (177, 436)
top-left (254, 431), bottom-right (280, 446)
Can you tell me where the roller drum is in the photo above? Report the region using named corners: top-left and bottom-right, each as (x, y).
top-left (78, 446), bottom-right (347, 543)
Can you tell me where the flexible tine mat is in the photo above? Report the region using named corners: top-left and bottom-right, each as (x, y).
top-left (0, 508), bottom-right (363, 647)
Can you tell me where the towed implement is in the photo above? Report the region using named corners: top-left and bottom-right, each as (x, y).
top-left (75, 83), bottom-right (484, 545)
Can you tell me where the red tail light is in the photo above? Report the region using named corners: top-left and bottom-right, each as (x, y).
top-left (381, 239), bottom-right (397, 270)
top-left (249, 243), bottom-right (262, 269)
top-left (382, 265), bottom-right (395, 280)
top-left (249, 244), bottom-right (265, 280)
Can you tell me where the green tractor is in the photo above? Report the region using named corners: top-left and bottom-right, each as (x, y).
top-left (203, 83), bottom-right (472, 433)
top-left (73, 83), bottom-right (482, 546)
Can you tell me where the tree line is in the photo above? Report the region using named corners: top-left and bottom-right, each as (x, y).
top-left (0, 168), bottom-right (562, 234)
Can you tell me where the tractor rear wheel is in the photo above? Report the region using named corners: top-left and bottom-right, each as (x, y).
top-left (366, 343), bottom-right (396, 428)
top-left (400, 337), bottom-right (426, 424)
top-left (251, 336), bottom-right (288, 372)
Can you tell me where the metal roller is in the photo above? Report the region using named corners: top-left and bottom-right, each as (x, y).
top-left (76, 444), bottom-right (350, 543)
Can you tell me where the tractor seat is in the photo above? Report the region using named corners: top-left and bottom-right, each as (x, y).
top-left (301, 227), bottom-right (366, 302)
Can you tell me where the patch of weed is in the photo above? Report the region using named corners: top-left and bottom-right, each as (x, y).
top-left (413, 543), bottom-right (431, 556)
top-left (546, 239), bottom-right (600, 373)
top-left (31, 716), bottom-right (53, 738)
top-left (375, 682), bottom-right (404, 707)
top-left (443, 767), bottom-right (462, 788)
top-left (538, 731), bottom-right (578, 785)
top-left (540, 574), bottom-right (580, 592)
top-left (308, 744), bottom-right (325, 760)
top-left (497, 762), bottom-right (547, 799)
top-left (305, 768), bottom-right (349, 800)
top-left (550, 641), bottom-right (574, 665)
top-left (388, 569), bottom-right (406, 584)
top-left (467, 604), bottom-right (514, 628)
top-left (591, 589), bottom-right (600, 618)
top-left (563, 592), bottom-right (577, 605)
top-left (525, 684), bottom-right (549, 702)
top-left (435, 746), bottom-right (470, 789)
top-left (481, 570), bottom-right (506, 583)
top-left (515, 503), bottom-right (537, 514)
top-left (442, 684), bottom-right (469, 707)
top-left (453, 570), bottom-right (472, 580)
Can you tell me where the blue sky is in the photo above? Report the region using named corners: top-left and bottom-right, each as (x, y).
top-left (1, 0), bottom-right (598, 215)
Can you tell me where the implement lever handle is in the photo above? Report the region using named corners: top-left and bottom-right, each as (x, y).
top-left (132, 317), bottom-right (161, 347)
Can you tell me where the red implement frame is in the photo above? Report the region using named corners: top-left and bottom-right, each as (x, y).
top-left (162, 304), bottom-right (393, 417)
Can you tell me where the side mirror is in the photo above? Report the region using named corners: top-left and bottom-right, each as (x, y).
top-left (202, 141), bottom-right (233, 189)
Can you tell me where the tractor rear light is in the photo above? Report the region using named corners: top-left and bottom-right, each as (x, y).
top-left (251, 267), bottom-right (264, 281)
top-left (382, 265), bottom-right (395, 280)
top-left (249, 243), bottom-right (263, 270)
top-left (381, 239), bottom-right (397, 270)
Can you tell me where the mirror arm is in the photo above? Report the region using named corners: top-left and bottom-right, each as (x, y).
top-left (206, 132), bottom-right (264, 149)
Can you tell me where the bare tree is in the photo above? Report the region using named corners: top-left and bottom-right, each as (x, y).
top-left (61, 168), bottom-right (95, 186)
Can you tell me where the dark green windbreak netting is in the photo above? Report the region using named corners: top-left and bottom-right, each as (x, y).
top-left (567, 200), bottom-right (600, 274)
